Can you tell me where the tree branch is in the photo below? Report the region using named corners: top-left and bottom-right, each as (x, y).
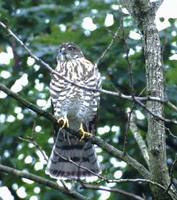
top-left (18, 136), bottom-right (48, 162)
top-left (81, 178), bottom-right (175, 199)
top-left (95, 28), bottom-right (120, 66)
top-left (92, 136), bottom-right (150, 179)
top-left (166, 154), bottom-right (177, 193)
top-left (1, 20), bottom-right (177, 127)
top-left (81, 183), bottom-right (144, 200)
top-left (167, 101), bottom-right (177, 113)
top-left (0, 20), bottom-right (167, 104)
top-left (0, 164), bottom-right (87, 200)
top-left (99, 178), bottom-right (176, 199)
top-left (134, 98), bottom-right (177, 125)
top-left (129, 111), bottom-right (149, 168)
top-left (0, 83), bottom-right (150, 179)
top-left (0, 84), bottom-right (55, 123)
top-left (119, 0), bottom-right (177, 199)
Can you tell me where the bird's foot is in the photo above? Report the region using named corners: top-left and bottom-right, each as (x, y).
top-left (79, 123), bottom-right (92, 141)
top-left (57, 117), bottom-right (69, 129)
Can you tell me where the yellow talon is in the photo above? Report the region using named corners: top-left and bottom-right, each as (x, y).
top-left (79, 123), bottom-right (92, 141)
top-left (57, 117), bottom-right (69, 129)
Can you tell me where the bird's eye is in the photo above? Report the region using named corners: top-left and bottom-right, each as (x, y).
top-left (68, 46), bottom-right (75, 51)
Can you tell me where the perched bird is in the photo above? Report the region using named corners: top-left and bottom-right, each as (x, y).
top-left (46, 42), bottom-right (102, 179)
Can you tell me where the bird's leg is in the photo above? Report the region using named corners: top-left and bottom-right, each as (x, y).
top-left (79, 123), bottom-right (92, 141)
top-left (57, 117), bottom-right (69, 129)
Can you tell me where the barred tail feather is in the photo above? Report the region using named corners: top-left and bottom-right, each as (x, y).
top-left (46, 131), bottom-right (100, 179)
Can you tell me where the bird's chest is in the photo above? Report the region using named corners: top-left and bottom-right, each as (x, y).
top-left (62, 85), bottom-right (92, 118)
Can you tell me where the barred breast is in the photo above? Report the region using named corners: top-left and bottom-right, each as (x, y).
top-left (50, 58), bottom-right (101, 124)
top-left (46, 57), bottom-right (101, 179)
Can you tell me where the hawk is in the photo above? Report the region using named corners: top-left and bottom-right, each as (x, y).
top-left (46, 42), bottom-right (102, 179)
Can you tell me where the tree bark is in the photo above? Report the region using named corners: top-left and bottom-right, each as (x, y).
top-left (120, 0), bottom-right (177, 199)
top-left (142, 8), bottom-right (170, 200)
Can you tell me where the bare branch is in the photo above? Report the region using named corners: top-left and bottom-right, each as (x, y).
top-left (92, 136), bottom-right (150, 179)
top-left (121, 13), bottom-right (135, 96)
top-left (82, 178), bottom-right (175, 198)
top-left (167, 101), bottom-right (177, 113)
top-left (0, 21), bottom-right (167, 104)
top-left (129, 111), bottom-right (149, 167)
top-left (101, 88), bottom-right (166, 102)
top-left (106, 178), bottom-right (165, 187)
top-left (18, 128), bottom-right (149, 183)
top-left (18, 136), bottom-right (48, 162)
top-left (81, 183), bottom-right (144, 200)
top-left (1, 21), bottom-right (177, 127)
top-left (96, 29), bottom-right (120, 66)
top-left (165, 127), bottom-right (177, 140)
top-left (105, 178), bottom-right (177, 199)
top-left (0, 84), bottom-right (150, 179)
top-left (119, 0), bottom-right (177, 199)
top-left (166, 154), bottom-right (177, 193)
top-left (19, 134), bottom-right (105, 180)
top-left (0, 163), bottom-right (170, 200)
top-left (0, 84), bottom-right (56, 122)
top-left (123, 106), bottom-right (134, 155)
top-left (134, 98), bottom-right (177, 125)
top-left (80, 177), bottom-right (176, 199)
top-left (0, 164), bottom-right (87, 200)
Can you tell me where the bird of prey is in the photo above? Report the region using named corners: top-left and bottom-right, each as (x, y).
top-left (46, 42), bottom-right (101, 179)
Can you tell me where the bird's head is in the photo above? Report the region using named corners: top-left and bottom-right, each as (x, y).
top-left (57, 42), bottom-right (84, 62)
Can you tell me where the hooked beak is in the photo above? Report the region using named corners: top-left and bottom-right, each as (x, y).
top-left (57, 48), bottom-right (67, 61)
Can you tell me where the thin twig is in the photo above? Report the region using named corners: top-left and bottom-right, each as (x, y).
top-left (123, 106), bottom-right (134, 155)
top-left (96, 29), bottom-right (120, 66)
top-left (121, 18), bottom-right (135, 154)
top-left (81, 178), bottom-right (175, 199)
top-left (129, 112), bottom-right (149, 167)
top-left (121, 12), bottom-right (135, 96)
top-left (167, 101), bottom-right (177, 112)
top-left (166, 154), bottom-right (177, 193)
top-left (165, 127), bottom-right (177, 140)
top-left (60, 180), bottom-right (70, 192)
top-left (107, 178), bottom-right (166, 189)
top-left (18, 136), bottom-right (48, 162)
top-left (81, 183), bottom-right (145, 200)
top-left (134, 97), bottom-right (177, 125)
top-left (0, 164), bottom-right (87, 200)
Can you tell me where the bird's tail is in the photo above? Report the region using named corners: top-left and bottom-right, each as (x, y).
top-left (46, 130), bottom-right (100, 179)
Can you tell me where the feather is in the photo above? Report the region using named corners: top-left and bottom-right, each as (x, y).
top-left (46, 42), bottom-right (101, 179)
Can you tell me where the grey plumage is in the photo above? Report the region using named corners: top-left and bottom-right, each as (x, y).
top-left (46, 131), bottom-right (100, 178)
top-left (46, 42), bottom-right (101, 179)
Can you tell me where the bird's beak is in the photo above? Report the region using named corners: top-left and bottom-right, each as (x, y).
top-left (58, 48), bottom-right (66, 61)
top-left (60, 47), bottom-right (66, 55)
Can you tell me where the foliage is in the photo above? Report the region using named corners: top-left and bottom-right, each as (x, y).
top-left (0, 0), bottom-right (177, 199)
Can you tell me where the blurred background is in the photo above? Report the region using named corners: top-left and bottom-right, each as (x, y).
top-left (0, 0), bottom-right (177, 199)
